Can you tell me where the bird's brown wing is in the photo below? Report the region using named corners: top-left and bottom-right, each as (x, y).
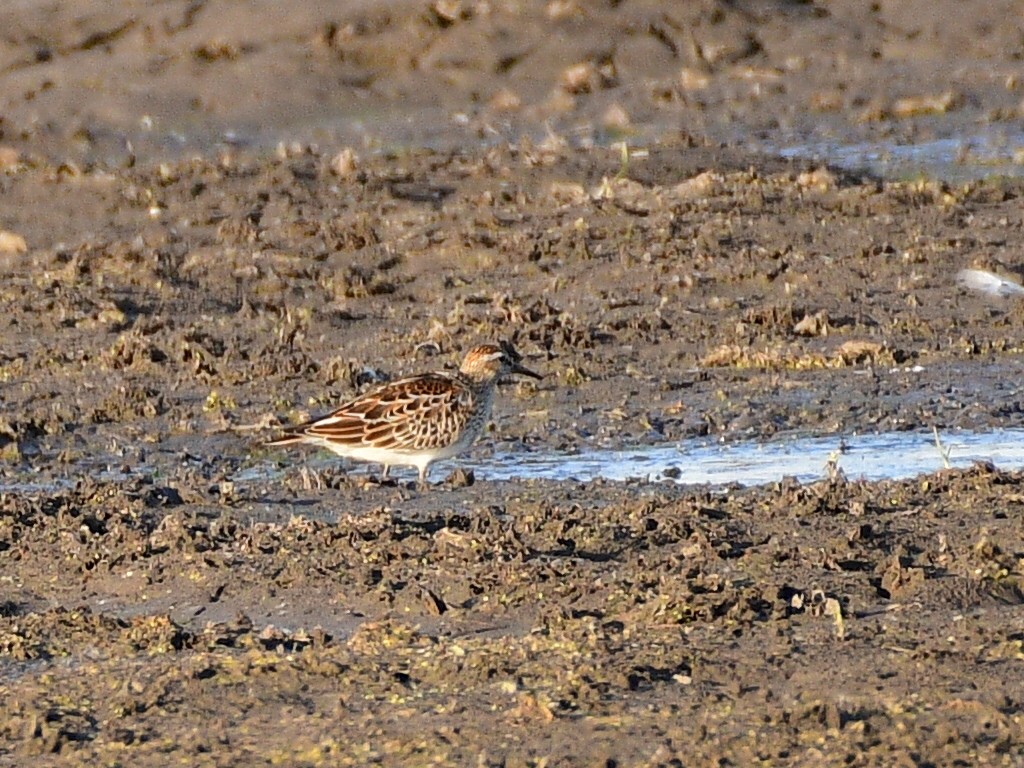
top-left (300, 374), bottom-right (473, 451)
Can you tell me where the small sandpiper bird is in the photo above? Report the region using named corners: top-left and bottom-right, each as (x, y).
top-left (266, 342), bottom-right (541, 485)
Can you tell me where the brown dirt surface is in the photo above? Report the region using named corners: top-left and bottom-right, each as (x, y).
top-left (2, 1), bottom-right (1024, 766)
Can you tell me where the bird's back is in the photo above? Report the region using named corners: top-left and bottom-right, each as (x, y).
top-left (299, 372), bottom-right (482, 452)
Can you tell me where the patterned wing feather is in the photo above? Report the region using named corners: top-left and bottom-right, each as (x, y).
top-left (303, 374), bottom-right (473, 451)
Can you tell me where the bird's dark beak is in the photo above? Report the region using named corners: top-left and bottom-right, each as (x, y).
top-left (512, 362), bottom-right (542, 380)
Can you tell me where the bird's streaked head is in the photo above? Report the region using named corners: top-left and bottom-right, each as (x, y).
top-left (460, 342), bottom-right (542, 383)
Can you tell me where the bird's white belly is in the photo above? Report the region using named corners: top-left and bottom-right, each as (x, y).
top-left (312, 435), bottom-right (474, 467)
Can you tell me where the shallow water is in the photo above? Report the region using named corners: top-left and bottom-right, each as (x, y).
top-left (775, 127), bottom-right (1024, 182)
top-left (79, 113), bottom-right (1024, 185)
top-left (4, 430), bottom-right (1024, 496)
top-left (469, 429), bottom-right (1024, 486)
top-left (224, 428), bottom-right (1024, 489)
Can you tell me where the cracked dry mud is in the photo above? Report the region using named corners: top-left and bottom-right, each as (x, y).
top-left (2, 1), bottom-right (1024, 766)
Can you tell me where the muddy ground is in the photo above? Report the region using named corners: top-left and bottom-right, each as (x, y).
top-left (2, 1), bottom-right (1024, 766)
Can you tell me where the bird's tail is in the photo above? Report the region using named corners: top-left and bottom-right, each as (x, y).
top-left (264, 429), bottom-right (308, 447)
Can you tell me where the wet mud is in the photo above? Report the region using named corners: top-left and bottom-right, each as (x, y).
top-left (2, 1), bottom-right (1024, 765)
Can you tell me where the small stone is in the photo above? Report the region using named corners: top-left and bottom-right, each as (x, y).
top-left (157, 163), bottom-right (177, 183)
top-left (430, 0), bottom-right (463, 24)
top-left (560, 62), bottom-right (597, 94)
top-left (0, 230), bottom-right (27, 254)
top-left (546, 0), bottom-right (578, 20)
top-left (671, 171), bottom-right (722, 200)
top-left (601, 103), bottom-right (631, 131)
top-left (796, 167), bottom-right (838, 191)
top-left (329, 148), bottom-right (358, 178)
top-left (194, 39), bottom-right (239, 61)
top-left (446, 467), bottom-right (474, 488)
top-left (590, 176), bottom-right (658, 213)
top-left (488, 88), bottom-right (521, 112)
top-left (0, 441), bottom-right (22, 463)
top-left (892, 91), bottom-right (961, 118)
top-left (679, 67), bottom-right (710, 91)
top-left (794, 310), bottom-right (829, 337)
top-left (547, 181), bottom-right (587, 206)
top-left (0, 146), bottom-right (20, 169)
